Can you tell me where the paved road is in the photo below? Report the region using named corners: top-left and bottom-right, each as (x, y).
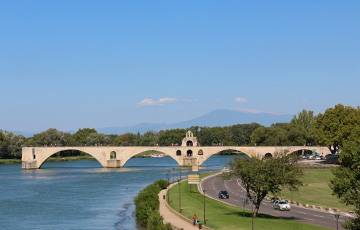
top-left (200, 173), bottom-right (352, 230)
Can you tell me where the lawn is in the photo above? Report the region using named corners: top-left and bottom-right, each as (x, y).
top-left (277, 168), bottom-right (352, 212)
top-left (168, 177), bottom-right (330, 230)
top-left (0, 159), bottom-right (22, 164)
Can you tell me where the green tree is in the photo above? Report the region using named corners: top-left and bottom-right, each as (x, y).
top-left (315, 104), bottom-right (360, 154)
top-left (25, 128), bottom-right (67, 147)
top-left (197, 127), bottom-right (213, 146)
top-left (69, 128), bottom-right (97, 146)
top-left (330, 142), bottom-right (360, 229)
top-left (87, 133), bottom-right (110, 146)
top-left (221, 151), bottom-right (303, 217)
top-left (291, 109), bottom-right (316, 145)
top-left (231, 123), bottom-right (261, 146)
top-left (112, 133), bottom-right (138, 146)
top-left (158, 129), bottom-right (185, 146)
top-left (250, 125), bottom-right (287, 146)
top-left (4, 132), bottom-right (25, 158)
top-left (138, 131), bottom-right (158, 146)
top-left (0, 130), bottom-right (10, 158)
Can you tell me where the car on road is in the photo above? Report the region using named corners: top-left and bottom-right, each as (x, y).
top-left (325, 154), bottom-right (339, 164)
top-left (273, 200), bottom-right (291, 211)
top-left (218, 190), bottom-right (229, 199)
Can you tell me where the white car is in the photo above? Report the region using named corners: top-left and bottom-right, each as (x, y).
top-left (273, 200), bottom-right (291, 211)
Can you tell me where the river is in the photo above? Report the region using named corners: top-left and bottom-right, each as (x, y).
top-left (0, 155), bottom-right (234, 230)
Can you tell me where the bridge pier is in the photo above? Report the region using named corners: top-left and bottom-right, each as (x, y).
top-left (106, 160), bottom-right (122, 168)
top-left (181, 157), bottom-right (198, 167)
top-left (22, 160), bottom-right (38, 169)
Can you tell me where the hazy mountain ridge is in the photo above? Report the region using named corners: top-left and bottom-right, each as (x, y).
top-left (97, 109), bottom-right (293, 135)
top-left (12, 109), bottom-right (293, 137)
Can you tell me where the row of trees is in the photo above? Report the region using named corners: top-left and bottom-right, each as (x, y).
top-left (1, 104), bottom-right (359, 158)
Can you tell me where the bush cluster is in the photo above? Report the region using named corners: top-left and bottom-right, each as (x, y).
top-left (134, 179), bottom-right (172, 230)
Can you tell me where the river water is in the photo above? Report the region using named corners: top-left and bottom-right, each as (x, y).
top-left (0, 155), bottom-right (234, 230)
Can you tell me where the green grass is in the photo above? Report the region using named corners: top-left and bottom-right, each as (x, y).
top-left (276, 168), bottom-right (352, 211)
top-left (0, 159), bottom-right (22, 164)
top-left (168, 179), bottom-right (330, 230)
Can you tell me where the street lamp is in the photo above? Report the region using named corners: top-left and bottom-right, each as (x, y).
top-left (173, 168), bottom-right (175, 182)
top-left (178, 179), bottom-right (181, 212)
top-left (207, 158), bottom-right (208, 173)
top-left (255, 143), bottom-right (257, 158)
top-left (203, 189), bottom-right (206, 225)
top-left (166, 172), bottom-right (170, 203)
top-left (334, 214), bottom-right (340, 230)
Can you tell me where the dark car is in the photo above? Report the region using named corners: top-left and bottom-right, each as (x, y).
top-left (325, 154), bottom-right (339, 164)
top-left (218, 190), bottom-right (229, 199)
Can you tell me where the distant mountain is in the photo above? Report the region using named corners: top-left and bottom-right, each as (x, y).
top-left (97, 109), bottom-right (293, 135)
top-left (97, 123), bottom-right (168, 135)
top-left (12, 130), bottom-right (35, 138)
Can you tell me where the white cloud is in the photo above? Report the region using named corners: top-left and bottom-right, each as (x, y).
top-left (136, 99), bottom-right (161, 107)
top-left (158, 98), bottom-right (179, 103)
top-left (136, 98), bottom-right (198, 107)
top-left (235, 97), bottom-right (247, 103)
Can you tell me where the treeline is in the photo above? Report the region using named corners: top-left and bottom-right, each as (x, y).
top-left (1, 104), bottom-right (359, 158)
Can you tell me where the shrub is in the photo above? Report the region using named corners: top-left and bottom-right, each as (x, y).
top-left (154, 179), bottom-right (170, 189)
top-left (134, 180), bottom-right (172, 229)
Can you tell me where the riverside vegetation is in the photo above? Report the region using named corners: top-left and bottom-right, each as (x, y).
top-left (134, 179), bottom-right (173, 230)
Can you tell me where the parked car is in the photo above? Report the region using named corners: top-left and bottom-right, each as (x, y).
top-left (218, 190), bottom-right (229, 199)
top-left (308, 155), bottom-right (315, 160)
top-left (273, 200), bottom-right (291, 211)
top-left (325, 154), bottom-right (339, 164)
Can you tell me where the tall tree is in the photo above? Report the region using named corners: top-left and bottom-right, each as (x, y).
top-left (291, 109), bottom-right (316, 145)
top-left (315, 104), bottom-right (360, 154)
top-left (25, 128), bottom-right (67, 146)
top-left (221, 151), bottom-right (303, 217)
top-left (87, 133), bottom-right (110, 146)
top-left (330, 142), bottom-right (360, 229)
top-left (69, 128), bottom-right (97, 146)
top-left (112, 133), bottom-right (138, 146)
top-left (4, 132), bottom-right (25, 158)
top-left (158, 129), bottom-right (186, 146)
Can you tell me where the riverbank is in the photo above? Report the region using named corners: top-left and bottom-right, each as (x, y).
top-left (0, 159), bottom-right (22, 164)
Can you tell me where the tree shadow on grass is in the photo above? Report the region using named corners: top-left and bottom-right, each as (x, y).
top-left (224, 211), bottom-right (303, 221)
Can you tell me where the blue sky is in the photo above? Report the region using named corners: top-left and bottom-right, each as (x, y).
top-left (1, 1), bottom-right (359, 133)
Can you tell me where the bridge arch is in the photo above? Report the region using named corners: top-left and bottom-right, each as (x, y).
top-left (37, 148), bottom-right (106, 169)
top-left (121, 147), bottom-right (181, 167)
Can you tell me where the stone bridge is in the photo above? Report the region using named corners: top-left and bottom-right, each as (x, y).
top-left (21, 145), bottom-right (331, 169)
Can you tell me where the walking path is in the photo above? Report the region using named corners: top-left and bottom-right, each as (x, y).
top-left (159, 182), bottom-right (212, 230)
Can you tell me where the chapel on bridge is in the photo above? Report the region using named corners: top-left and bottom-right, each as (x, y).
top-left (181, 130), bottom-right (199, 147)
